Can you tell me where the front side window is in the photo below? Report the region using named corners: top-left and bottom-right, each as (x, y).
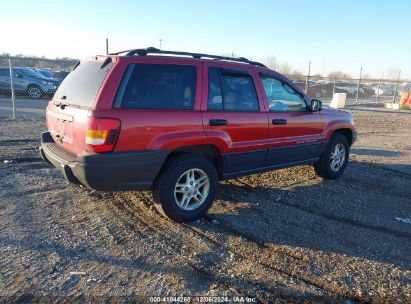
top-left (260, 76), bottom-right (307, 112)
top-left (115, 64), bottom-right (196, 109)
top-left (207, 67), bottom-right (259, 111)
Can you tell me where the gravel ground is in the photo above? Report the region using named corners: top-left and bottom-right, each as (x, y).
top-left (0, 103), bottom-right (410, 303)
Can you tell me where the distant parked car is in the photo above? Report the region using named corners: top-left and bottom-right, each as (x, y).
top-left (0, 67), bottom-right (58, 99)
top-left (293, 81), bottom-right (324, 98)
top-left (308, 84), bottom-right (326, 98)
top-left (29, 68), bottom-right (66, 86)
top-left (30, 68), bottom-right (54, 79)
top-left (360, 84), bottom-right (375, 96)
top-left (52, 71), bottom-right (70, 82)
top-left (319, 82), bottom-right (337, 98)
top-left (335, 82), bottom-right (364, 97)
top-left (374, 84), bottom-right (395, 96)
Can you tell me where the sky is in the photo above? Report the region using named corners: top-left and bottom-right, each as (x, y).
top-left (1, 0), bottom-right (410, 79)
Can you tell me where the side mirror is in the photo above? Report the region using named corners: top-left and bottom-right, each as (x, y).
top-left (310, 99), bottom-right (322, 112)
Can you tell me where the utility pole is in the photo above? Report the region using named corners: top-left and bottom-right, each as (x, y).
top-left (106, 38), bottom-right (109, 55)
top-left (159, 39), bottom-right (163, 50)
top-left (355, 67), bottom-right (362, 104)
top-left (305, 60), bottom-right (311, 93)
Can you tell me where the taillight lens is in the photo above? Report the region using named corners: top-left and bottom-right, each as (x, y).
top-left (85, 117), bottom-right (120, 153)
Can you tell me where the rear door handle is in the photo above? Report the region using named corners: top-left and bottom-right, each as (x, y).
top-left (272, 119), bottom-right (287, 125)
top-left (209, 119), bottom-right (228, 126)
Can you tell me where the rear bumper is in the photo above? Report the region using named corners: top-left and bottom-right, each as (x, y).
top-left (39, 132), bottom-right (169, 191)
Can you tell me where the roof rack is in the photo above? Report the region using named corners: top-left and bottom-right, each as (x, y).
top-left (110, 47), bottom-right (267, 68)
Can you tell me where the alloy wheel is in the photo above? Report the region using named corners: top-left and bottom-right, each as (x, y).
top-left (330, 143), bottom-right (346, 172)
top-left (174, 168), bottom-right (210, 211)
top-left (28, 87), bottom-right (42, 99)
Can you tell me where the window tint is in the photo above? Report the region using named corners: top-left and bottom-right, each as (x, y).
top-left (116, 64), bottom-right (196, 110)
top-left (260, 76), bottom-right (306, 112)
top-left (53, 61), bottom-right (113, 107)
top-left (207, 67), bottom-right (259, 111)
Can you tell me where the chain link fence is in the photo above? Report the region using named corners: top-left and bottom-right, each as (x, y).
top-left (0, 56), bottom-right (77, 117)
top-left (1, 56), bottom-right (410, 117)
top-left (286, 74), bottom-right (410, 105)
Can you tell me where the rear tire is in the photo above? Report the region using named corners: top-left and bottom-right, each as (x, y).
top-left (314, 133), bottom-right (349, 180)
top-left (153, 154), bottom-right (218, 222)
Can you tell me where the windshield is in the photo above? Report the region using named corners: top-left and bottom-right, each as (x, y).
top-left (37, 70), bottom-right (53, 78)
top-left (52, 60), bottom-right (113, 107)
top-left (16, 68), bottom-right (45, 78)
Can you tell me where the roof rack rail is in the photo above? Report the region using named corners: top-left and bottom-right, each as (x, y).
top-left (110, 47), bottom-right (267, 68)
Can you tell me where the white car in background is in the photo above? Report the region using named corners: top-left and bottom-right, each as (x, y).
top-left (374, 84), bottom-right (395, 96)
top-left (334, 82), bottom-right (364, 97)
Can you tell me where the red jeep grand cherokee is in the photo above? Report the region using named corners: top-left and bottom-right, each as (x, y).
top-left (40, 48), bottom-right (356, 222)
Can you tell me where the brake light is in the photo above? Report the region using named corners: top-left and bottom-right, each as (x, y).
top-left (85, 117), bottom-right (120, 152)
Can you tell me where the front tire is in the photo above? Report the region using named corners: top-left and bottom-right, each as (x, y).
top-left (314, 133), bottom-right (349, 179)
top-left (26, 85), bottom-right (43, 100)
top-left (153, 154), bottom-right (218, 222)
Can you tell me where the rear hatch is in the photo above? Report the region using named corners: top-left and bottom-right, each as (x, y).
top-left (46, 57), bottom-right (114, 156)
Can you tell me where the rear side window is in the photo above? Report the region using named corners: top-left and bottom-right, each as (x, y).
top-left (53, 60), bottom-right (113, 107)
top-left (114, 64), bottom-right (196, 110)
top-left (207, 67), bottom-right (259, 111)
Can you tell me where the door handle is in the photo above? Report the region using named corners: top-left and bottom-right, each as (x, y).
top-left (209, 119), bottom-right (228, 126)
top-left (272, 119), bottom-right (287, 125)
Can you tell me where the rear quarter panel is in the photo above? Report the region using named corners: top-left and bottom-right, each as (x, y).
top-left (95, 56), bottom-right (209, 152)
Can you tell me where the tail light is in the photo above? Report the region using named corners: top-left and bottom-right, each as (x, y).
top-left (85, 117), bottom-right (120, 152)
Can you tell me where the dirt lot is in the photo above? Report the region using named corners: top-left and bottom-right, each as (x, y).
top-left (0, 104), bottom-right (410, 303)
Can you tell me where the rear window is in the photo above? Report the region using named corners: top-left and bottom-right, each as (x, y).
top-left (114, 64), bottom-right (196, 110)
top-left (52, 60), bottom-right (113, 107)
top-left (207, 67), bottom-right (259, 111)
